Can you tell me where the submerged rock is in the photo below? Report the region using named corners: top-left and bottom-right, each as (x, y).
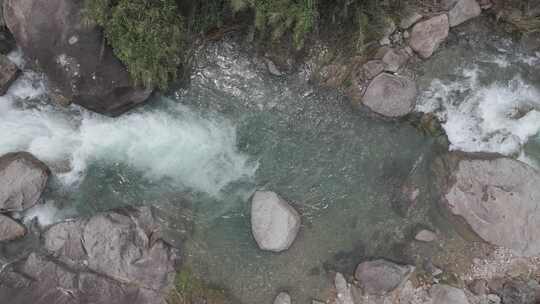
top-left (447, 0), bottom-right (482, 27)
top-left (0, 214), bottom-right (26, 241)
top-left (334, 272), bottom-right (355, 304)
top-left (415, 229), bottom-right (437, 242)
top-left (361, 73), bottom-right (417, 118)
top-left (354, 259), bottom-right (414, 295)
top-left (0, 54), bottom-right (19, 95)
top-left (409, 15), bottom-right (449, 59)
top-left (251, 191), bottom-right (301, 252)
top-left (400, 11), bottom-right (423, 29)
top-left (3, 0), bottom-right (153, 116)
top-left (434, 153), bottom-right (540, 256)
top-left (0, 152), bottom-right (49, 212)
top-left (274, 292), bottom-right (292, 304)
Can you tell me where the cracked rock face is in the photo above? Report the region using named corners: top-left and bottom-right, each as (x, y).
top-left (0, 207), bottom-right (180, 304)
top-left (435, 152), bottom-right (540, 256)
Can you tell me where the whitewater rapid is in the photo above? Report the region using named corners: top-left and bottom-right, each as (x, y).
top-left (416, 52), bottom-right (540, 167)
top-left (0, 55), bottom-right (257, 197)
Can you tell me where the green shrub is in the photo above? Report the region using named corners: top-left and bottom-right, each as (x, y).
top-left (84, 0), bottom-right (185, 90)
top-left (231, 0), bottom-right (316, 49)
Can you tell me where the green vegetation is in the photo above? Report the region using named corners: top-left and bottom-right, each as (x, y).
top-left (82, 0), bottom-right (407, 90)
top-left (168, 268), bottom-right (228, 304)
top-left (231, 0), bottom-right (316, 49)
top-left (84, 0), bottom-right (185, 90)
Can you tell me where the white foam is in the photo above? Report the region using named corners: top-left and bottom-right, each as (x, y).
top-left (22, 201), bottom-right (62, 227)
top-left (417, 65), bottom-right (540, 157)
top-left (0, 71), bottom-right (257, 197)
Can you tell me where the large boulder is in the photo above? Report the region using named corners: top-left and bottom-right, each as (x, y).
top-left (354, 259), bottom-right (414, 295)
top-left (0, 152), bottom-right (49, 212)
top-left (361, 73), bottom-right (417, 118)
top-left (43, 207), bottom-right (178, 291)
top-left (0, 207), bottom-right (179, 304)
top-left (3, 0), bottom-right (153, 116)
top-left (446, 0), bottom-right (482, 27)
top-left (0, 214), bottom-right (26, 241)
top-left (434, 153), bottom-right (540, 256)
top-left (409, 15), bottom-right (449, 59)
top-left (0, 54), bottom-right (20, 95)
top-left (251, 191), bottom-right (301, 252)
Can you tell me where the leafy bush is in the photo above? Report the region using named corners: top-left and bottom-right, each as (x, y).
top-left (84, 0), bottom-right (185, 90)
top-left (231, 0), bottom-right (316, 49)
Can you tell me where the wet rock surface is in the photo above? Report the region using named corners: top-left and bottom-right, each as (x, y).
top-left (3, 0), bottom-right (152, 116)
top-left (447, 0), bottom-right (482, 27)
top-left (434, 152), bottom-right (540, 256)
top-left (0, 152), bottom-right (49, 212)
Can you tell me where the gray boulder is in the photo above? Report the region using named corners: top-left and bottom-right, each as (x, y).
top-left (251, 191), bottom-right (301, 252)
top-left (361, 73), bottom-right (417, 118)
top-left (409, 15), bottom-right (449, 59)
top-left (447, 0), bottom-right (482, 27)
top-left (354, 259), bottom-right (414, 295)
top-left (43, 207), bottom-right (178, 291)
top-left (430, 284), bottom-right (470, 304)
top-left (4, 0), bottom-right (152, 116)
top-left (0, 54), bottom-right (19, 95)
top-left (434, 153), bottom-right (540, 256)
top-left (380, 48), bottom-right (410, 72)
top-left (0, 214), bottom-right (26, 241)
top-left (0, 152), bottom-right (49, 212)
top-left (415, 229), bottom-right (437, 242)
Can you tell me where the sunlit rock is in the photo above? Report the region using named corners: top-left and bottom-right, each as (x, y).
top-left (251, 191), bottom-right (301, 252)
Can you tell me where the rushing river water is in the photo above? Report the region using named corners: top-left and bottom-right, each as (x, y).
top-left (1, 17), bottom-right (540, 304)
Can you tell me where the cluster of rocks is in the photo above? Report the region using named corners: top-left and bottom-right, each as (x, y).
top-left (0, 152), bottom-right (179, 304)
top-left (314, 0), bottom-right (488, 119)
top-left (2, 0), bottom-right (153, 116)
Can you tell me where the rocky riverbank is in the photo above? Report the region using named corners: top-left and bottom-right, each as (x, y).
top-left (1, 0), bottom-right (540, 303)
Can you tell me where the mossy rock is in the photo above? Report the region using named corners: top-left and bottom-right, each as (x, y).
top-left (168, 268), bottom-right (229, 304)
